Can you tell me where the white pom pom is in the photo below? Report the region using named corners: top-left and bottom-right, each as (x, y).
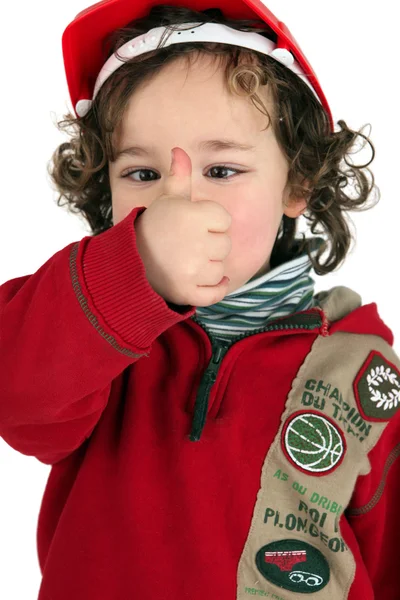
top-left (269, 48), bottom-right (294, 67)
top-left (75, 99), bottom-right (92, 118)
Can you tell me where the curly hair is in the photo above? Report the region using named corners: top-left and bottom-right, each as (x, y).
top-left (48, 4), bottom-right (380, 275)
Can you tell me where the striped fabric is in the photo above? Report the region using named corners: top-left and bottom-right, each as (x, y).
top-left (192, 236), bottom-right (325, 342)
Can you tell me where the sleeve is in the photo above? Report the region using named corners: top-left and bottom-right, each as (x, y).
top-left (0, 206), bottom-right (195, 465)
top-left (345, 409), bottom-right (400, 598)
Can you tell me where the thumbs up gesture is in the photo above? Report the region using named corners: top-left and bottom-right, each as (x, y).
top-left (135, 147), bottom-right (232, 307)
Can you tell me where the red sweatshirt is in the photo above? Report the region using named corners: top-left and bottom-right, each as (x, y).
top-left (0, 206), bottom-right (399, 600)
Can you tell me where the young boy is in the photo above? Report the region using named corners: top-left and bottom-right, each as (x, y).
top-left (1, 1), bottom-right (399, 598)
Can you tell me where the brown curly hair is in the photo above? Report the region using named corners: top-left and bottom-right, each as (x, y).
top-left (48, 4), bottom-right (380, 275)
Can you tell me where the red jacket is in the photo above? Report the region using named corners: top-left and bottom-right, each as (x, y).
top-left (1, 206), bottom-right (399, 600)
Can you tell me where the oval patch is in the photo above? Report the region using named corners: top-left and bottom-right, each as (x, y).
top-left (256, 539), bottom-right (330, 593)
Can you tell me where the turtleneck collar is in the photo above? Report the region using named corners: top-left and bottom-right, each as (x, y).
top-left (192, 237), bottom-right (325, 343)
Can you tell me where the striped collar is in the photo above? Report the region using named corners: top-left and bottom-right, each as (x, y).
top-left (192, 237), bottom-right (325, 342)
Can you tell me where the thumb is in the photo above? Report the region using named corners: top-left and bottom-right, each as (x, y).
top-left (163, 147), bottom-right (193, 201)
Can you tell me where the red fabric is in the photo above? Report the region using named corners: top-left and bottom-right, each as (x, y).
top-left (346, 414), bottom-right (400, 598)
top-left (0, 206), bottom-right (399, 599)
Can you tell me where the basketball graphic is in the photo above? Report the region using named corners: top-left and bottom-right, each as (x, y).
top-left (282, 411), bottom-right (346, 475)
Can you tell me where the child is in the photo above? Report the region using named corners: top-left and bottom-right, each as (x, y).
top-left (1, 1), bottom-right (399, 598)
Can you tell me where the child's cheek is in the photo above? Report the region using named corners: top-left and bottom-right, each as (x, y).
top-left (228, 198), bottom-right (282, 259)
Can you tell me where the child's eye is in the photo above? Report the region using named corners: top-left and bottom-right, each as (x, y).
top-left (121, 165), bottom-right (246, 182)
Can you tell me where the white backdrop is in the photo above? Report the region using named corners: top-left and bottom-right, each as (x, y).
top-left (0, 1), bottom-right (398, 598)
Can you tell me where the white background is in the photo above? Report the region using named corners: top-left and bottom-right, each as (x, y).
top-left (0, 1), bottom-right (398, 598)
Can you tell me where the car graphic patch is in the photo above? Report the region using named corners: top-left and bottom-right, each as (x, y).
top-left (255, 539), bottom-right (330, 593)
top-left (282, 410), bottom-right (346, 476)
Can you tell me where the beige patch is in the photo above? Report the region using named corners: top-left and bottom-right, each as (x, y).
top-left (236, 289), bottom-right (400, 598)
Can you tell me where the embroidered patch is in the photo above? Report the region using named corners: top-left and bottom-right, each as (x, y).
top-left (282, 410), bottom-right (346, 476)
top-left (353, 350), bottom-right (400, 421)
top-left (255, 539), bottom-right (330, 593)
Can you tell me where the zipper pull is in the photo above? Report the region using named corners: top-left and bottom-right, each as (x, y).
top-left (189, 340), bottom-right (231, 442)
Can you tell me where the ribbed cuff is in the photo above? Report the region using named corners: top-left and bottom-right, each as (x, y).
top-left (78, 206), bottom-right (196, 352)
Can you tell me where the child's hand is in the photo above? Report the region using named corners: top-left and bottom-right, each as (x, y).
top-left (135, 147), bottom-right (232, 307)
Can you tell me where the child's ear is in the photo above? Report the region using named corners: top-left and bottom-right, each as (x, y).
top-left (282, 179), bottom-right (311, 218)
top-left (283, 197), bottom-right (308, 218)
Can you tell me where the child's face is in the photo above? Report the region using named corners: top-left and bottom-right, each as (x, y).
top-left (108, 54), bottom-right (306, 292)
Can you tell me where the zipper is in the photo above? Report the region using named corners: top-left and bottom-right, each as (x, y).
top-left (188, 310), bottom-right (324, 441)
top-left (189, 338), bottom-right (231, 441)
